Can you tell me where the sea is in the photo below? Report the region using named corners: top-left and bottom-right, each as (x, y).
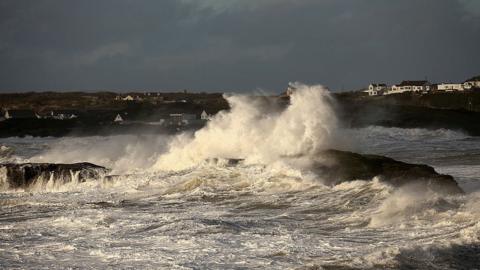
top-left (1, 84), bottom-right (479, 269)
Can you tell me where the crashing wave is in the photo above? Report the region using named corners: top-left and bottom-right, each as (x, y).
top-left (151, 83), bottom-right (339, 171)
top-left (0, 162), bottom-right (109, 191)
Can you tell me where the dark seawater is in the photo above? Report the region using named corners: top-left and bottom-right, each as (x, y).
top-left (0, 127), bottom-right (479, 269)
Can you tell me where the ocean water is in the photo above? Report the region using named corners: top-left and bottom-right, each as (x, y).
top-left (1, 85), bottom-right (479, 269)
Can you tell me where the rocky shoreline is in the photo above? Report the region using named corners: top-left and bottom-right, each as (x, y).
top-left (2, 91), bottom-right (480, 137)
top-left (311, 150), bottom-right (463, 194)
top-left (0, 162), bottom-right (109, 190)
top-left (0, 150), bottom-right (463, 194)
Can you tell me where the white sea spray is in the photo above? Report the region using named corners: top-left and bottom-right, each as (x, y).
top-left (152, 83), bottom-right (339, 171)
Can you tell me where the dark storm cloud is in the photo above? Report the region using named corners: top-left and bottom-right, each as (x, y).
top-left (0, 0), bottom-right (479, 92)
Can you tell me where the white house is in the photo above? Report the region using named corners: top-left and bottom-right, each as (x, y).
top-left (437, 83), bottom-right (464, 91)
top-left (464, 77), bottom-right (480, 89)
top-left (200, 110), bottom-right (211, 120)
top-left (49, 110), bottom-right (78, 120)
top-left (387, 80), bottom-right (431, 95)
top-left (122, 95), bottom-right (134, 101)
top-left (363, 89), bottom-right (376, 96)
top-left (114, 114), bottom-right (124, 122)
top-left (365, 83), bottom-right (387, 96)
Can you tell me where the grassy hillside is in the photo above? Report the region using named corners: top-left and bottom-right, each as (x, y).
top-left (0, 92), bottom-right (228, 113)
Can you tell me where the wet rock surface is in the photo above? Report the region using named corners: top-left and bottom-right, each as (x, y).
top-left (311, 149), bottom-right (463, 194)
top-left (0, 162), bottom-right (109, 190)
top-left (224, 149), bottom-right (463, 194)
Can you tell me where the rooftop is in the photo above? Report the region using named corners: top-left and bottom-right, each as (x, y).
top-left (397, 80), bottom-right (430, 86)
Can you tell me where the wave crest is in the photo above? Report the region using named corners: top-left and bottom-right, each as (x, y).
top-left (152, 83), bottom-right (338, 171)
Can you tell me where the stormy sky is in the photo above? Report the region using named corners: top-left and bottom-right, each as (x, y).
top-left (0, 0), bottom-right (479, 92)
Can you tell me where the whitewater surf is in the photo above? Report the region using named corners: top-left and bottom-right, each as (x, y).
top-left (1, 84), bottom-right (479, 269)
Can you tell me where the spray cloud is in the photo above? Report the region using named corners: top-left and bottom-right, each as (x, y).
top-left (152, 83), bottom-right (338, 171)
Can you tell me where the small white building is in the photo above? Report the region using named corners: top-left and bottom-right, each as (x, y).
top-left (49, 110), bottom-right (78, 120)
top-left (387, 80), bottom-right (431, 95)
top-left (114, 114), bottom-right (124, 122)
top-left (200, 110), bottom-right (211, 120)
top-left (464, 77), bottom-right (480, 89)
top-left (437, 83), bottom-right (464, 91)
top-left (365, 83), bottom-right (387, 96)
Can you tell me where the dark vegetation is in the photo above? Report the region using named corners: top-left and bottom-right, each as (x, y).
top-left (1, 90), bottom-right (480, 137)
top-left (0, 92), bottom-right (229, 137)
top-left (0, 91), bottom-right (227, 112)
top-left (336, 90), bottom-right (480, 111)
top-left (335, 91), bottom-right (480, 136)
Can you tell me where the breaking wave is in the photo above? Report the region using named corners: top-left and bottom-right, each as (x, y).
top-left (1, 83), bottom-right (479, 268)
top-left (152, 83), bottom-right (341, 171)
top-left (30, 135), bottom-right (171, 174)
top-left (1, 162), bottom-right (479, 269)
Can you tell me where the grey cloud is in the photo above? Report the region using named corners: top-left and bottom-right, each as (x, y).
top-left (72, 42), bottom-right (132, 67)
top-left (0, 0), bottom-right (479, 92)
top-left (459, 0), bottom-right (480, 17)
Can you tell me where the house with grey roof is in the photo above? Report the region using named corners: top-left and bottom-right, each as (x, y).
top-left (387, 80), bottom-right (431, 95)
top-left (365, 83), bottom-right (387, 96)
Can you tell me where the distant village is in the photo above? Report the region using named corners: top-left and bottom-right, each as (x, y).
top-left (111, 108), bottom-right (212, 127)
top-left (363, 75), bottom-right (480, 96)
top-left (1, 74), bottom-right (479, 129)
top-left (0, 91), bottom-right (216, 130)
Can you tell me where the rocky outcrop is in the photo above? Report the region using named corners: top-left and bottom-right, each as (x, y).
top-left (221, 150), bottom-right (463, 194)
top-left (0, 150), bottom-right (463, 194)
top-left (0, 162), bottom-right (109, 190)
top-left (310, 149), bottom-right (463, 194)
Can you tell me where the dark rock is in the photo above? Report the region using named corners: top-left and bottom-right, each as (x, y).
top-left (219, 150), bottom-right (462, 194)
top-left (310, 149), bottom-right (463, 194)
top-left (0, 162), bottom-right (109, 190)
top-left (206, 157), bottom-right (244, 166)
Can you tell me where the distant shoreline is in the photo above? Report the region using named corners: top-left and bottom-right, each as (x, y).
top-left (1, 90), bottom-right (480, 137)
top-left (335, 91), bottom-right (480, 136)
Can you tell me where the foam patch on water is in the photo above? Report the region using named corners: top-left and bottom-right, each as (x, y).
top-left (1, 167), bottom-right (479, 269)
